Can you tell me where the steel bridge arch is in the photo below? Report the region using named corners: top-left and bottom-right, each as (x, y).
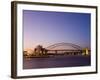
top-left (46, 42), bottom-right (82, 50)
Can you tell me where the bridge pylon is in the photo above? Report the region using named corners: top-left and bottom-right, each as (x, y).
top-left (82, 48), bottom-right (89, 55)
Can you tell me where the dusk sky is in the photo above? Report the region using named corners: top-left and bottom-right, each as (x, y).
top-left (23, 10), bottom-right (91, 50)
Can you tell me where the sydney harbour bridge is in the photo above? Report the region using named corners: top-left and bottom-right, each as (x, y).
top-left (45, 43), bottom-right (88, 55)
top-left (25, 42), bottom-right (90, 57)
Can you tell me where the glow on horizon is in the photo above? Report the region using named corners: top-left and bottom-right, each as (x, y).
top-left (23, 10), bottom-right (91, 50)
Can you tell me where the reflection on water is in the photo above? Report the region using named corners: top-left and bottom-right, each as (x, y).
top-left (23, 55), bottom-right (90, 69)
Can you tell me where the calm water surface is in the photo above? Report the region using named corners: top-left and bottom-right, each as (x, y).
top-left (23, 55), bottom-right (90, 69)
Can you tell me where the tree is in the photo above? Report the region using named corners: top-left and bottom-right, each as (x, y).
top-left (34, 45), bottom-right (47, 56)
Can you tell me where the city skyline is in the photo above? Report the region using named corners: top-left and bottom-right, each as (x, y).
top-left (23, 10), bottom-right (91, 50)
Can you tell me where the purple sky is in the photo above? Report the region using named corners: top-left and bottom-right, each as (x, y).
top-left (23, 10), bottom-right (91, 50)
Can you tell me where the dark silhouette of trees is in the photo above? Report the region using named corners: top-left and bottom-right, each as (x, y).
top-left (34, 45), bottom-right (47, 56)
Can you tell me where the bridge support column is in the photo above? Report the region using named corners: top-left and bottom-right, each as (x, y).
top-left (82, 48), bottom-right (89, 55)
top-left (55, 50), bottom-right (57, 54)
top-left (85, 48), bottom-right (89, 55)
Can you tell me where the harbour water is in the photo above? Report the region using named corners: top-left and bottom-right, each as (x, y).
top-left (23, 55), bottom-right (90, 69)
